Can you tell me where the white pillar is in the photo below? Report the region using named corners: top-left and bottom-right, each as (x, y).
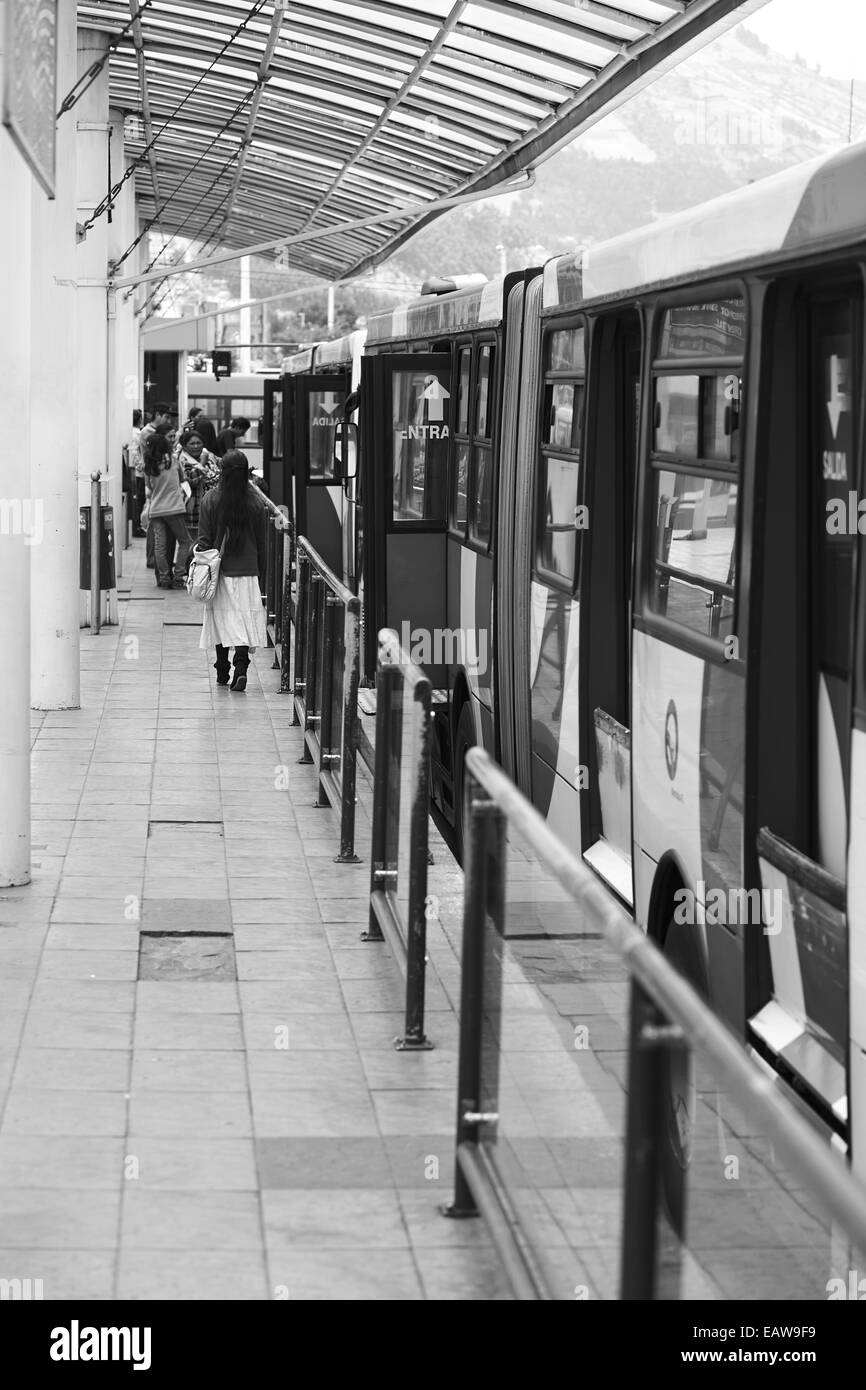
top-left (239, 255), bottom-right (251, 373)
top-left (327, 283), bottom-right (335, 331)
top-left (30, 0), bottom-right (80, 710)
top-left (107, 109), bottom-right (138, 572)
top-left (0, 0), bottom-right (32, 883)
top-left (75, 28), bottom-right (110, 512)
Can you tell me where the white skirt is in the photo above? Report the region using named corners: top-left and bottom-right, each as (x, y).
top-left (200, 574), bottom-right (267, 651)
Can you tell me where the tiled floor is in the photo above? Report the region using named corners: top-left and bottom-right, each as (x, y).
top-left (0, 539), bottom-right (498, 1301)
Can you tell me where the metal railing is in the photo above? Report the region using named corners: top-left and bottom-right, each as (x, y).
top-left (292, 536), bottom-right (361, 863)
top-left (263, 506), bottom-right (291, 673)
top-left (363, 629), bottom-right (434, 1051)
top-left (445, 746), bottom-right (866, 1299)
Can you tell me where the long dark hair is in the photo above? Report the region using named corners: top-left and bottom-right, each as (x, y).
top-left (144, 428), bottom-right (171, 476)
top-left (214, 450), bottom-right (256, 537)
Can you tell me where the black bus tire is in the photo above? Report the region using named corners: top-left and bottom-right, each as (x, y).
top-left (659, 912), bottom-right (707, 1239)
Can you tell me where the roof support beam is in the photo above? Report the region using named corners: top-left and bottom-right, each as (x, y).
top-left (110, 169), bottom-right (534, 289)
top-left (211, 0), bottom-right (288, 242)
top-left (295, 0), bottom-right (468, 235)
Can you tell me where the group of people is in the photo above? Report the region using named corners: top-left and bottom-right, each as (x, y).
top-left (128, 403), bottom-right (267, 691)
top-left (129, 403), bottom-right (253, 584)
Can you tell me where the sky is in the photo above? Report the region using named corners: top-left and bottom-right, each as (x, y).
top-left (743, 0), bottom-right (866, 80)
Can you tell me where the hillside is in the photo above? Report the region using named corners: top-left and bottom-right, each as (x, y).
top-left (385, 24), bottom-right (866, 285)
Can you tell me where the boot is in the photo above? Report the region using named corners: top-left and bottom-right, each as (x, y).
top-left (230, 647), bottom-right (250, 692)
top-left (214, 645), bottom-right (230, 686)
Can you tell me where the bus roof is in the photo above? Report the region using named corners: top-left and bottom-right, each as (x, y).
top-left (315, 329), bottom-right (366, 368)
top-left (365, 277), bottom-right (505, 344)
top-left (543, 140), bottom-right (866, 310)
top-left (282, 347), bottom-right (314, 374)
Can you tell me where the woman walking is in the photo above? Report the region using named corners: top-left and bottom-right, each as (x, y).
top-left (144, 429), bottom-right (192, 589)
top-left (197, 450), bottom-right (268, 691)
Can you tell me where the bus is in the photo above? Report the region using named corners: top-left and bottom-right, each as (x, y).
top-left (185, 370), bottom-right (278, 474)
top-left (269, 142), bottom-right (866, 1195)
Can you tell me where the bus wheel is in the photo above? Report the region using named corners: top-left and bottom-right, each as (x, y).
top-left (659, 913), bottom-right (705, 1239)
top-left (453, 703), bottom-right (475, 865)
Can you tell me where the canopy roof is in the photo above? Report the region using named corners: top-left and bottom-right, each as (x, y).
top-left (77, 0), bottom-right (767, 281)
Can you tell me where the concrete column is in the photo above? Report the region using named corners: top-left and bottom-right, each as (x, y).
top-left (30, 0), bottom-right (80, 710)
top-left (0, 0), bottom-right (32, 883)
top-left (75, 28), bottom-right (110, 514)
top-left (107, 109), bottom-right (139, 571)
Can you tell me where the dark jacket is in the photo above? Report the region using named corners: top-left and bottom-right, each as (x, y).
top-left (198, 487), bottom-right (268, 589)
top-left (216, 425), bottom-right (242, 457)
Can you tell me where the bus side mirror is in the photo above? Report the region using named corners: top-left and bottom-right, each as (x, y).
top-left (334, 420), bottom-right (358, 481)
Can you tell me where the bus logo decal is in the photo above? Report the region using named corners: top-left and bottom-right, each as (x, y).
top-left (665, 699), bottom-right (679, 781)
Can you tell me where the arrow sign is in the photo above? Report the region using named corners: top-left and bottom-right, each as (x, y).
top-left (827, 355), bottom-right (850, 440)
top-left (320, 392), bottom-right (340, 414)
top-left (422, 376), bottom-right (450, 422)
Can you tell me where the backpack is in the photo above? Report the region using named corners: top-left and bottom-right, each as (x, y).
top-left (186, 530), bottom-right (228, 604)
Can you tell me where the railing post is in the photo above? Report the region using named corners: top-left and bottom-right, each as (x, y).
top-left (336, 600), bottom-right (361, 864)
top-left (299, 569), bottom-right (320, 764)
top-left (280, 527), bottom-right (293, 695)
top-left (270, 521), bottom-right (280, 669)
top-left (316, 592), bottom-right (336, 807)
top-left (90, 470), bottom-right (101, 634)
top-left (292, 549), bottom-right (307, 725)
top-left (443, 772), bottom-right (502, 1218)
top-left (363, 660), bottom-right (395, 943)
top-left (619, 979), bottom-right (668, 1300)
top-left (399, 680), bottom-right (433, 1050)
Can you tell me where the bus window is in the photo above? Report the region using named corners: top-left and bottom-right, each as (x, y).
top-left (392, 367), bottom-right (446, 522)
top-left (468, 344), bottom-right (495, 546)
top-left (457, 349), bottom-right (471, 435)
top-left (308, 388), bottom-right (342, 481)
top-left (647, 297), bottom-right (745, 640)
top-left (534, 324), bottom-right (585, 590)
top-left (475, 345), bottom-right (493, 438)
top-left (651, 470), bottom-right (738, 637)
top-left (451, 348), bottom-right (472, 534)
top-left (454, 442), bottom-right (469, 527)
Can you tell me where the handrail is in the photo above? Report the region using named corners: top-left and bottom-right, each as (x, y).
top-left (363, 628), bottom-right (434, 1050)
top-left (446, 746), bottom-right (866, 1298)
top-left (292, 535), bottom-right (361, 863)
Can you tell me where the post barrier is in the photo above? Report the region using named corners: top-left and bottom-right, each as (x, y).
top-left (364, 629), bottom-right (433, 1051)
top-left (444, 746), bottom-right (866, 1300)
top-left (90, 470), bottom-right (101, 634)
top-left (291, 535), bottom-right (361, 863)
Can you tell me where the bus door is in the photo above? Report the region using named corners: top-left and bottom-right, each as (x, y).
top-left (751, 279), bottom-right (862, 1141)
top-left (520, 315), bottom-right (587, 852)
top-left (360, 353), bottom-right (451, 682)
top-left (262, 378), bottom-right (285, 508)
top-left (287, 372), bottom-right (348, 578)
top-left (582, 312), bottom-right (641, 906)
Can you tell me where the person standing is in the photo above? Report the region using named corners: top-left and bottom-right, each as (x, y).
top-left (191, 411), bottom-right (219, 454)
top-left (197, 450), bottom-right (267, 691)
top-left (130, 409), bottom-right (146, 537)
top-left (215, 416), bottom-right (251, 457)
top-left (144, 430), bottom-right (192, 589)
top-left (179, 433), bottom-right (219, 536)
top-left (141, 404), bottom-right (173, 567)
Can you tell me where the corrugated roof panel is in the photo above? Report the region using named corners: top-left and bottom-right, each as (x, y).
top-left (76, 0), bottom-right (769, 289)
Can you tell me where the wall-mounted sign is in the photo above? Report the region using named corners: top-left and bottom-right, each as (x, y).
top-left (3, 0), bottom-right (57, 197)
